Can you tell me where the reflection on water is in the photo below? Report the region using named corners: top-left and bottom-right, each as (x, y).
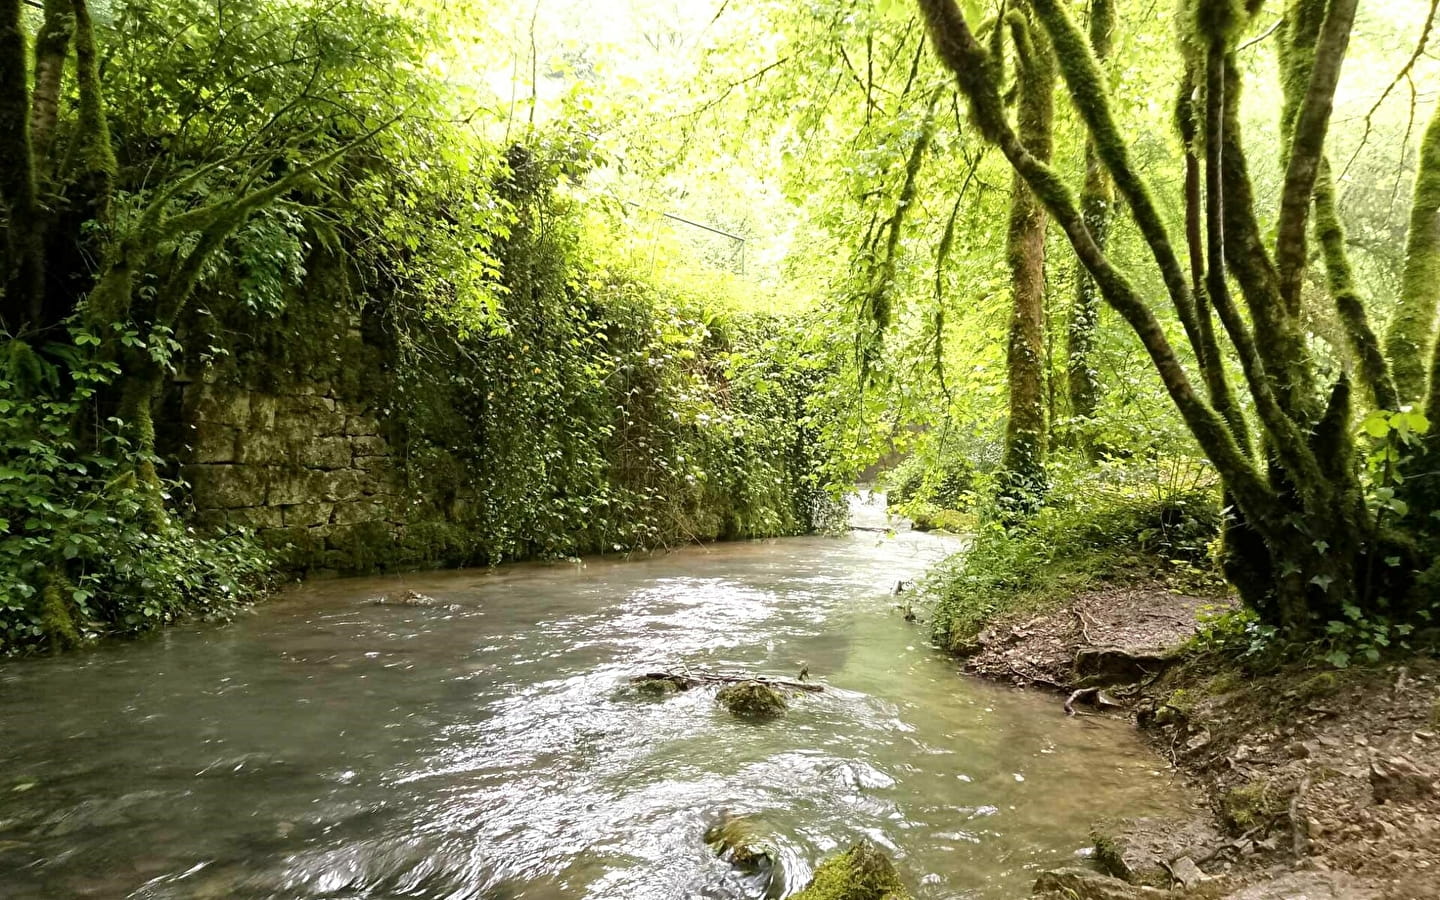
top-left (0, 496), bottom-right (1193, 898)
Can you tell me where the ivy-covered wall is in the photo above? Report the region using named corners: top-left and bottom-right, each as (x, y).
top-left (160, 261), bottom-right (834, 577)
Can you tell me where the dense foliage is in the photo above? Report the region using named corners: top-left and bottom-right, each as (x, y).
top-left (5, 0), bottom-right (1440, 658)
top-left (0, 0), bottom-right (841, 654)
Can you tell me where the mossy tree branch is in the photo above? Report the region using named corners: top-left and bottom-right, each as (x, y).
top-left (1394, 102), bottom-right (1440, 408)
top-left (28, 0), bottom-right (74, 169)
top-left (858, 84), bottom-right (942, 383)
top-left (1066, 0), bottom-right (1113, 457)
top-left (1, 0), bottom-right (41, 333)
top-left (1024, 0), bottom-right (1206, 373)
top-left (999, 2), bottom-right (1053, 503)
top-left (1313, 157), bottom-right (1399, 411)
top-left (914, 0), bottom-right (1277, 526)
top-left (1272, 0), bottom-right (1357, 317)
top-left (1197, 33), bottom-right (1253, 453)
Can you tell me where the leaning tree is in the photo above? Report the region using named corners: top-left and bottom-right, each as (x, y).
top-left (916, 0), bottom-right (1440, 634)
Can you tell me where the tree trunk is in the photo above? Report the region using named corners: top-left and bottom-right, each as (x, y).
top-left (1390, 104), bottom-right (1440, 406)
top-left (29, 0), bottom-right (75, 168)
top-left (1065, 0), bottom-right (1113, 459)
top-left (998, 6), bottom-right (1054, 513)
top-left (1, 0), bottom-right (41, 334)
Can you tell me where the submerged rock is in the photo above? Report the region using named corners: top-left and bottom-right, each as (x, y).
top-left (790, 840), bottom-right (912, 900)
top-left (716, 681), bottom-right (788, 719)
top-left (370, 590), bottom-right (440, 607)
top-left (633, 677), bottom-right (683, 699)
top-left (704, 813), bottom-right (776, 874)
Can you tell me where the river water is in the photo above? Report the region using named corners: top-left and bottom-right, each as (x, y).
top-left (0, 497), bottom-right (1192, 899)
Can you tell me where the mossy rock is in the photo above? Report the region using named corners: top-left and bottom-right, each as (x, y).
top-left (704, 814), bottom-right (776, 874)
top-left (716, 681), bottom-right (788, 719)
top-left (790, 840), bottom-right (913, 900)
top-left (1090, 829), bottom-right (1168, 887)
top-left (1218, 780), bottom-right (1283, 834)
top-left (634, 678), bottom-right (682, 699)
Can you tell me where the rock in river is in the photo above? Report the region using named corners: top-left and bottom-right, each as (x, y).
top-left (716, 680), bottom-right (788, 719)
top-left (790, 840), bottom-right (913, 900)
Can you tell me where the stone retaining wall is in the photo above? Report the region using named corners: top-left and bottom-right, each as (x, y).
top-left (175, 378), bottom-right (405, 574)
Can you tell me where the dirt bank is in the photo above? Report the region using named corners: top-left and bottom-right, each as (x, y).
top-left (945, 584), bottom-right (1440, 900)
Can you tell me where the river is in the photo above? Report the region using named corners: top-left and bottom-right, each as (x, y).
top-left (0, 496), bottom-right (1192, 898)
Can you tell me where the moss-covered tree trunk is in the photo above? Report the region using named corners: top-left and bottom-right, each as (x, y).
top-left (914, 0), bottom-right (1433, 634)
top-left (998, 4), bottom-right (1055, 513)
top-left (1065, 0), bottom-right (1112, 460)
top-left (1, 0), bottom-right (41, 334)
top-left (1390, 105), bottom-right (1440, 407)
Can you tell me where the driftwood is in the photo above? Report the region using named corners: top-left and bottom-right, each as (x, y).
top-left (634, 670), bottom-right (824, 693)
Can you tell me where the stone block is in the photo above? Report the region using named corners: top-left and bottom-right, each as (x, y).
top-left (278, 394), bottom-right (345, 436)
top-left (257, 525), bottom-right (328, 559)
top-left (344, 415), bottom-right (379, 437)
top-left (265, 469), bottom-right (311, 506)
top-left (184, 464), bottom-right (266, 509)
top-left (281, 502), bottom-right (335, 528)
top-left (298, 436), bottom-right (352, 471)
top-left (354, 454), bottom-right (393, 473)
top-left (247, 393), bottom-right (278, 431)
top-left (331, 500), bottom-right (390, 527)
top-left (236, 430), bottom-right (288, 466)
top-left (350, 434), bottom-right (389, 458)
top-left (191, 425), bottom-right (238, 464)
top-left (227, 506), bottom-right (285, 529)
top-left (185, 383), bottom-right (251, 428)
top-left (310, 468), bottom-right (365, 503)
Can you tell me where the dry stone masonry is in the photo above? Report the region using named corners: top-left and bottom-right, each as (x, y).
top-left (177, 377), bottom-right (404, 575)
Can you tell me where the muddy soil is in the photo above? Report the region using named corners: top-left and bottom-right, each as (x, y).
top-left (947, 584), bottom-right (1440, 900)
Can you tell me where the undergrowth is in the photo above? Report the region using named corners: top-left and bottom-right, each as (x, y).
top-left (1, 339), bottom-right (275, 655)
top-left (924, 458), bottom-right (1224, 650)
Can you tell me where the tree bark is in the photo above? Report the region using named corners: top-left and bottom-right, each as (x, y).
top-left (1, 0), bottom-right (41, 333)
top-left (1065, 0), bottom-right (1113, 458)
top-left (999, 5), bottom-right (1054, 509)
top-left (1394, 104), bottom-right (1440, 407)
top-left (29, 0), bottom-right (75, 168)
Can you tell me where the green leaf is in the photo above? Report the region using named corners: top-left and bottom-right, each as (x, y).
top-left (1361, 412), bottom-right (1391, 438)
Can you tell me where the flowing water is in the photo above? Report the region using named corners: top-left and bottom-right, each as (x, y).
top-left (0, 497), bottom-right (1195, 899)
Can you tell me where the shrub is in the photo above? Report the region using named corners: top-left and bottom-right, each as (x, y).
top-left (925, 458), bottom-right (1223, 650)
top-left (1, 337), bottom-right (274, 655)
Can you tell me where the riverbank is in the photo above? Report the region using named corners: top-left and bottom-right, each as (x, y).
top-left (938, 578), bottom-right (1440, 899)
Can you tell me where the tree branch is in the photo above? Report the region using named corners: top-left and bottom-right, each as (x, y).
top-left (1273, 0), bottom-right (1359, 316)
top-left (914, 0), bottom-right (1278, 521)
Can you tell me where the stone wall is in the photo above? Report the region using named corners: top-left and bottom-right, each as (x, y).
top-left (175, 377), bottom-right (405, 575)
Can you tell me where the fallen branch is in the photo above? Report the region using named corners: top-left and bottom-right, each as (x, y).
top-left (634, 670), bottom-right (825, 693)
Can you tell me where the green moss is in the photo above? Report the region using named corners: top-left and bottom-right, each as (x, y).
top-left (39, 577), bottom-right (81, 650)
top-left (905, 503), bottom-right (975, 534)
top-left (1218, 780), bottom-right (1282, 834)
top-left (633, 678), bottom-right (682, 699)
top-left (704, 815), bottom-right (775, 873)
top-left (791, 841), bottom-right (913, 900)
top-left (1166, 688), bottom-right (1197, 714)
top-left (1091, 831), bottom-right (1126, 877)
top-left (716, 681), bottom-right (788, 719)
top-left (1293, 671), bottom-right (1338, 702)
top-left (1396, 103), bottom-right (1440, 407)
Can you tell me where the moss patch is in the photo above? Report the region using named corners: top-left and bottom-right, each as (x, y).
top-left (716, 681), bottom-right (788, 719)
top-left (791, 840), bottom-right (913, 900)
